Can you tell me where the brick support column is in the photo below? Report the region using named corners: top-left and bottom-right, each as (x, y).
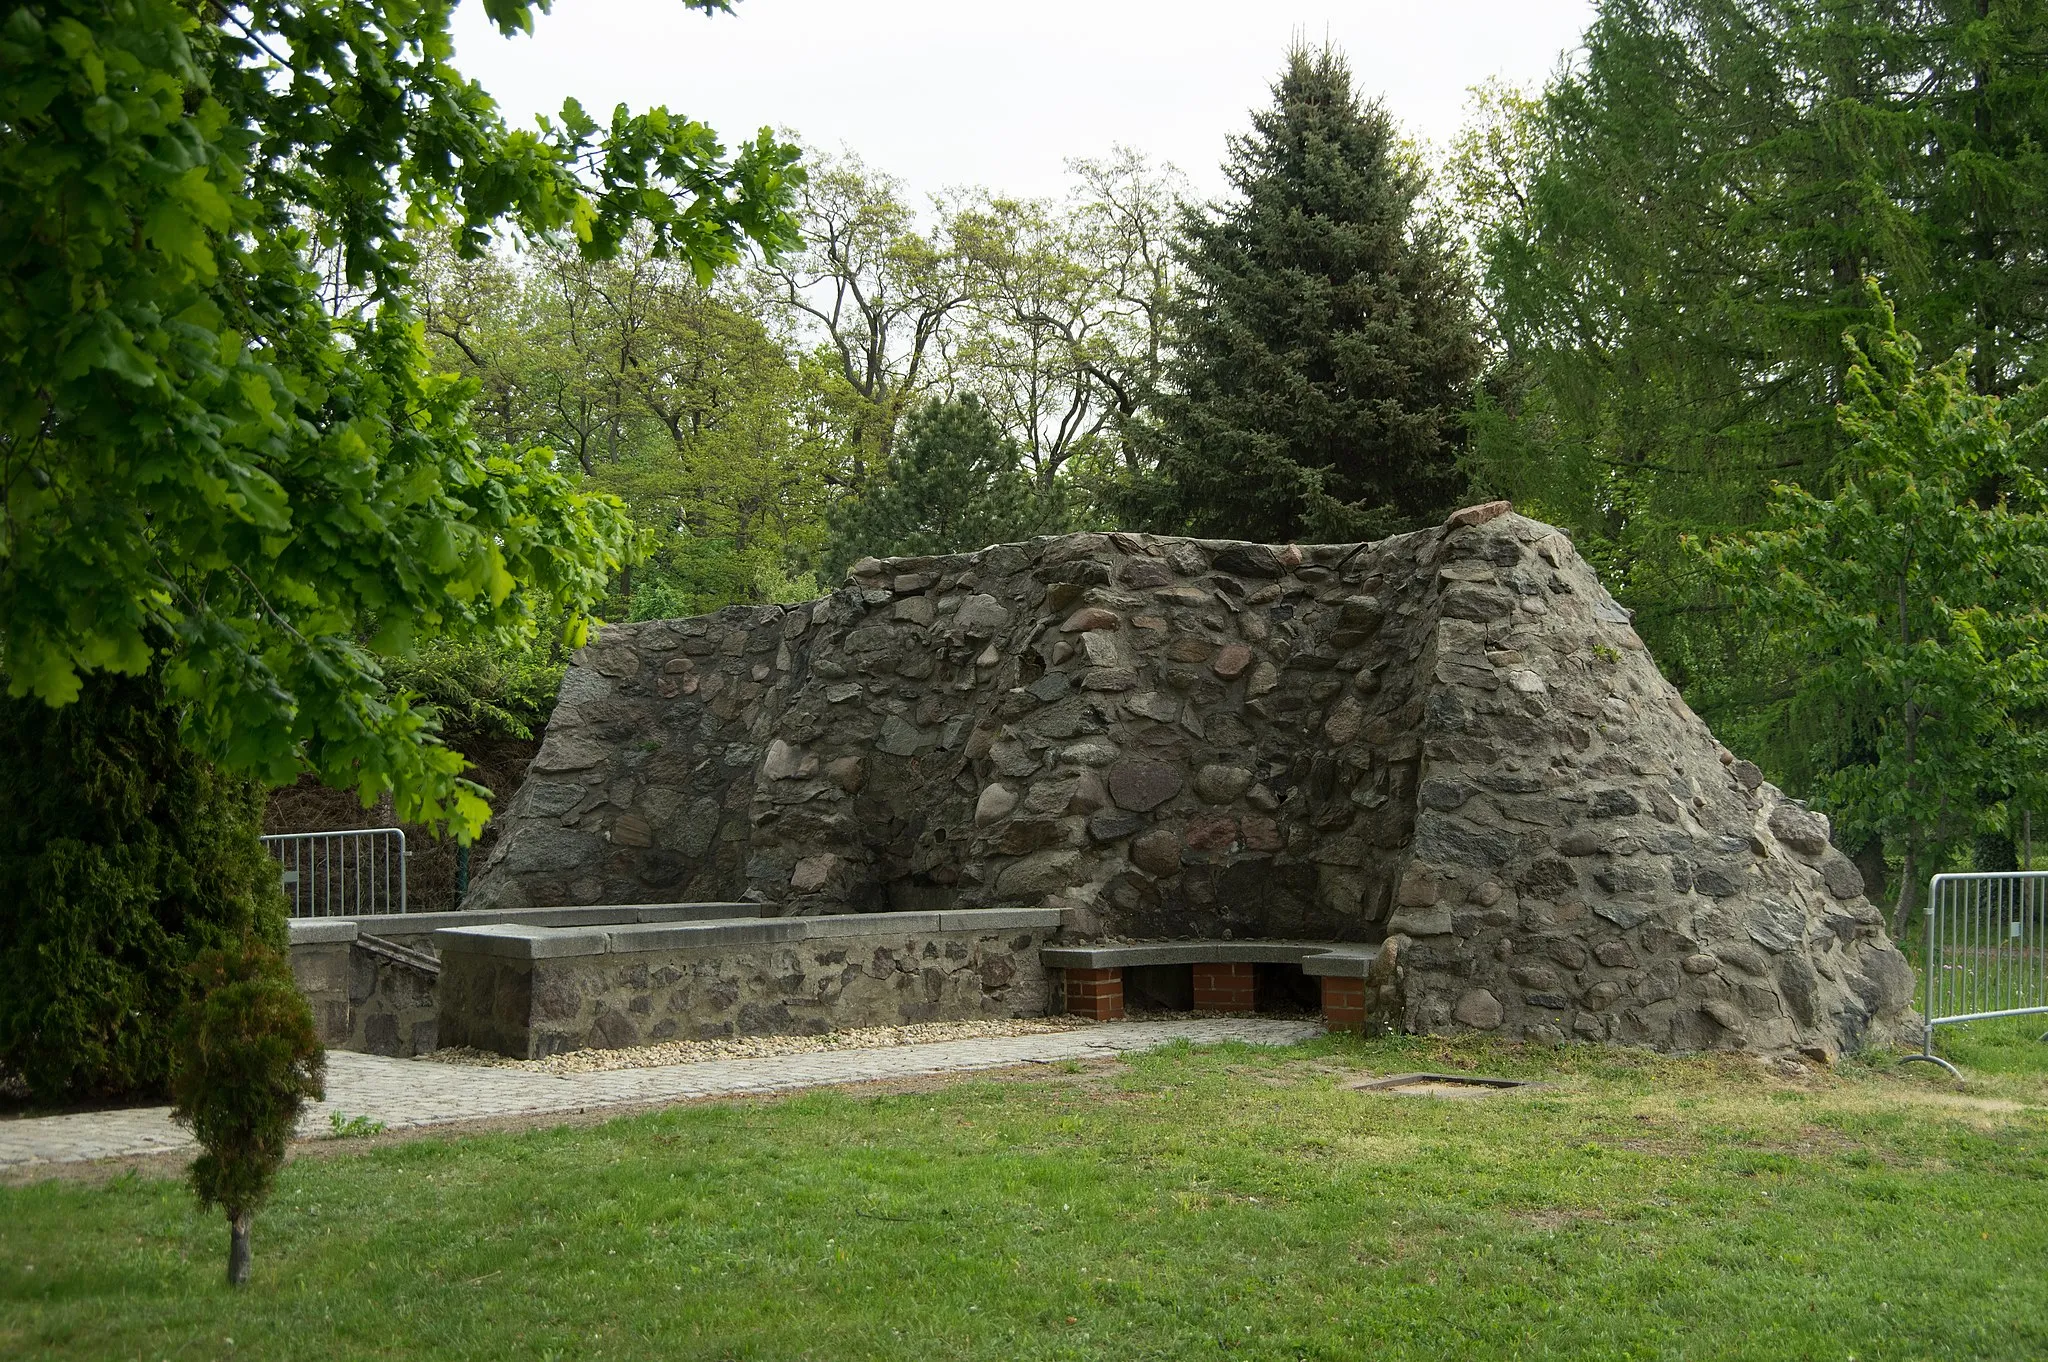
top-left (1193, 961), bottom-right (1257, 1013)
top-left (1063, 966), bottom-right (1124, 1021)
top-left (1321, 975), bottom-right (1366, 1032)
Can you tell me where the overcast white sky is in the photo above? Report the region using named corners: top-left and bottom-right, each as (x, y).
top-left (453, 0), bottom-right (1595, 203)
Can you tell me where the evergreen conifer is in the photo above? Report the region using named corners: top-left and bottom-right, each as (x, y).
top-left (1139, 44), bottom-right (1481, 543)
top-left (172, 939), bottom-right (325, 1287)
top-left (825, 397), bottom-right (1064, 573)
top-left (0, 674), bottom-right (284, 1102)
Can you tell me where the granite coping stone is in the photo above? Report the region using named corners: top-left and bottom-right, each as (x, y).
top-left (937, 908), bottom-right (1062, 932)
top-left (434, 922), bottom-right (610, 960)
top-left (298, 902), bottom-right (758, 942)
top-left (1297, 950), bottom-right (1381, 979)
top-left (287, 920), bottom-right (361, 946)
top-left (600, 918), bottom-right (811, 954)
top-left (795, 911), bottom-right (943, 939)
top-left (436, 906), bottom-right (1066, 962)
top-left (1040, 940), bottom-right (1382, 972)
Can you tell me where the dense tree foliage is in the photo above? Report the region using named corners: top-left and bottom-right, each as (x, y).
top-left (947, 151), bottom-right (1185, 491)
top-left (417, 231), bottom-right (834, 621)
top-left (1134, 45), bottom-right (1481, 543)
top-left (1454, 0), bottom-right (2048, 807)
top-left (1, 0), bottom-right (805, 1104)
top-left (416, 151), bottom-right (1178, 629)
top-left (0, 674), bottom-right (283, 1102)
top-left (1, 0), bottom-right (801, 835)
top-left (823, 396), bottom-right (1066, 573)
top-left (1705, 295), bottom-right (2048, 930)
top-left (759, 149), bottom-right (1181, 492)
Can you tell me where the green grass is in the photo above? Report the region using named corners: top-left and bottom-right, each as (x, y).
top-left (3, 1032), bottom-right (2046, 1362)
top-left (1930, 1015), bottom-right (2048, 1075)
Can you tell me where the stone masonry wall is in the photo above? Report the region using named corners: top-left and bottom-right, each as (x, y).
top-left (467, 506), bottom-right (1918, 1058)
top-left (286, 922), bottom-right (440, 1057)
top-left (473, 528), bottom-right (1438, 934)
top-left (287, 923), bottom-right (353, 1047)
top-left (435, 911), bottom-right (1057, 1059)
top-left (345, 939), bottom-right (439, 1057)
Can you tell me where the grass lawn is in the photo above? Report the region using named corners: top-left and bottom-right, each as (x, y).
top-left (3, 1028), bottom-right (2045, 1361)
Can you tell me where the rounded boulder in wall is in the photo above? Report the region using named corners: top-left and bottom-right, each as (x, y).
top-left (1108, 760), bottom-right (1183, 812)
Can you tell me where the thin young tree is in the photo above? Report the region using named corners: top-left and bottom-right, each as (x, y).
top-left (171, 940), bottom-right (326, 1287)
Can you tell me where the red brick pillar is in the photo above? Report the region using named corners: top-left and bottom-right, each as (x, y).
top-left (1321, 975), bottom-right (1366, 1032)
top-left (1193, 962), bottom-right (1257, 1013)
top-left (1063, 967), bottom-right (1124, 1020)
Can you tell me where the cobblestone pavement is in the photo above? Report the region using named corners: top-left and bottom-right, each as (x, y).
top-left (0, 1018), bottom-right (1321, 1172)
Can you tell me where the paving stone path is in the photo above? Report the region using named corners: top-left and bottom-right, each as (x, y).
top-left (0, 1018), bottom-right (1321, 1172)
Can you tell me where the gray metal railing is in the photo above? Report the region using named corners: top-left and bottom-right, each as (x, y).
top-left (262, 828), bottom-right (407, 918)
top-left (1901, 870), bottom-right (2048, 1078)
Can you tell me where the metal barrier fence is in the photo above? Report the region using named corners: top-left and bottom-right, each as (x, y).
top-left (262, 828), bottom-right (408, 918)
top-left (1901, 870), bottom-right (2048, 1077)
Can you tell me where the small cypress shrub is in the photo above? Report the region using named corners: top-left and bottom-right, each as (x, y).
top-left (0, 672), bottom-right (284, 1102)
top-left (171, 939), bottom-right (326, 1286)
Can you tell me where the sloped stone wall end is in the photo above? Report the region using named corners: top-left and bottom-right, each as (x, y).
top-left (346, 938), bottom-right (440, 1056)
top-left (1363, 502), bottom-right (1918, 1057)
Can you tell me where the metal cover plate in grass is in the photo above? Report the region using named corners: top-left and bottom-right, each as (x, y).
top-left (1344, 1072), bottom-right (1543, 1097)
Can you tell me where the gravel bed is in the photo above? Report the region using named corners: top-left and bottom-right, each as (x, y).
top-left (423, 1015), bottom-right (1102, 1075)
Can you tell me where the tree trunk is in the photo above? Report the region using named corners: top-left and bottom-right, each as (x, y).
top-left (227, 1210), bottom-right (252, 1287)
top-left (1853, 838), bottom-right (1888, 907)
top-left (1891, 843), bottom-right (1918, 939)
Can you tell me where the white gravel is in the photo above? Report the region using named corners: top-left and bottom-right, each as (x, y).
top-left (423, 1015), bottom-right (1102, 1074)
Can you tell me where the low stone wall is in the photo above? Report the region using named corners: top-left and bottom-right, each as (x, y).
top-left (435, 908), bottom-right (1061, 1059)
top-left (289, 906), bottom-right (758, 1056)
top-left (348, 935), bottom-right (440, 1057)
top-left (289, 921), bottom-right (355, 1045)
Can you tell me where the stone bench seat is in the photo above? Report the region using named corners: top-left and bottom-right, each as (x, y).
top-left (1041, 940), bottom-right (1377, 970)
top-left (1041, 941), bottom-right (1381, 1028)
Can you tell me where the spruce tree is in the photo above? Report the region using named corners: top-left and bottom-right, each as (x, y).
top-left (1142, 45), bottom-right (1481, 543)
top-left (825, 397), bottom-right (1064, 573)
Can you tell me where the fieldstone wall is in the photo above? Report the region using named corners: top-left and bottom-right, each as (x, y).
top-left (467, 505), bottom-right (1917, 1058)
top-left (286, 922), bottom-right (440, 1056)
top-left (435, 910), bottom-right (1058, 1058)
top-left (345, 936), bottom-right (439, 1057)
top-left (286, 905), bottom-right (762, 1054)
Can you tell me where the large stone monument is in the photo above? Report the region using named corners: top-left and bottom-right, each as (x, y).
top-left (466, 504), bottom-right (1915, 1058)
